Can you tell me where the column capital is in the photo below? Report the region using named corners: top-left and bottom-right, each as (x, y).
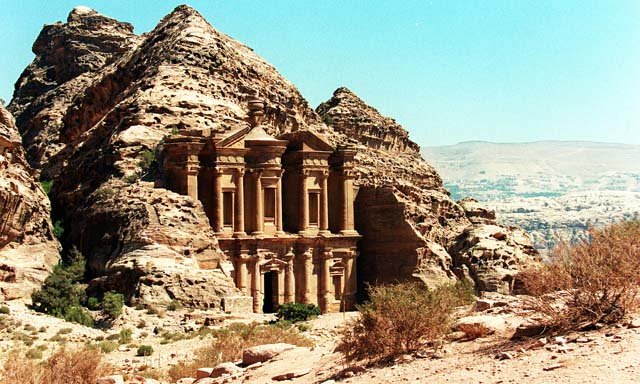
top-left (322, 248), bottom-right (334, 260)
top-left (235, 168), bottom-right (246, 177)
top-left (213, 167), bottom-right (224, 175)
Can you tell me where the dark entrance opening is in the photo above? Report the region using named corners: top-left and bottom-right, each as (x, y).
top-left (263, 271), bottom-right (277, 313)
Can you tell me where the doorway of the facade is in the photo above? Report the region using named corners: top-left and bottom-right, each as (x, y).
top-left (263, 271), bottom-right (278, 313)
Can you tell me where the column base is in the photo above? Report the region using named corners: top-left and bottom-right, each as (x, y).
top-left (318, 230), bottom-right (331, 236)
top-left (233, 231), bottom-right (247, 238)
top-left (339, 229), bottom-right (359, 236)
top-left (251, 231), bottom-right (265, 236)
top-left (274, 230), bottom-right (286, 236)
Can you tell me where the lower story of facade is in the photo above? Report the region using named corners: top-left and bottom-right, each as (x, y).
top-left (219, 233), bottom-right (359, 314)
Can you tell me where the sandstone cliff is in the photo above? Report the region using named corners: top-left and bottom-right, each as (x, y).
top-left (6, 5), bottom-right (539, 305)
top-left (317, 90), bottom-right (540, 293)
top-left (0, 105), bottom-right (60, 301)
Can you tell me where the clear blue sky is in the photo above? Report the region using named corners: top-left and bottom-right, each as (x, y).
top-left (0, 1), bottom-right (638, 146)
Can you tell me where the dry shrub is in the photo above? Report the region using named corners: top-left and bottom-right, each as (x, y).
top-left (338, 281), bottom-right (474, 364)
top-left (1, 346), bottom-right (109, 384)
top-left (520, 221), bottom-right (640, 332)
top-left (457, 323), bottom-right (492, 340)
top-left (168, 322), bottom-right (313, 381)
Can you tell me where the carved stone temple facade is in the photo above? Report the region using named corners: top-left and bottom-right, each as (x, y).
top-left (162, 95), bottom-right (360, 313)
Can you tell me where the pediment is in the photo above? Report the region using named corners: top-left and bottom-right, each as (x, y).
top-left (278, 129), bottom-right (334, 152)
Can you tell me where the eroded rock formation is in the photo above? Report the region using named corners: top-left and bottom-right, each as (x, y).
top-left (5, 5), bottom-right (540, 306)
top-left (0, 105), bottom-right (60, 300)
top-left (317, 87), bottom-right (420, 155)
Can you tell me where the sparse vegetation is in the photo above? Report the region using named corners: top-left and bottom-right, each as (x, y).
top-left (25, 348), bottom-right (43, 360)
top-left (98, 340), bottom-right (118, 353)
top-left (338, 281), bottom-right (474, 364)
top-left (0, 305), bottom-right (10, 314)
top-left (168, 322), bottom-right (312, 381)
top-left (118, 328), bottom-right (133, 344)
top-left (275, 302), bottom-right (320, 323)
top-left (457, 323), bottom-right (493, 340)
top-left (1, 347), bottom-right (109, 384)
top-left (519, 220), bottom-right (640, 333)
top-left (167, 300), bottom-right (182, 311)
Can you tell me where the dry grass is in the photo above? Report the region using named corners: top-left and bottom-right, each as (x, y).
top-left (337, 281), bottom-right (474, 364)
top-left (519, 220), bottom-right (640, 332)
top-left (1, 346), bottom-right (110, 384)
top-left (457, 323), bottom-right (493, 340)
top-left (168, 322), bottom-right (313, 381)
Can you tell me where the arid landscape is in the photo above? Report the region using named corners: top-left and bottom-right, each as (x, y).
top-left (0, 3), bottom-right (638, 384)
top-left (423, 141), bottom-right (640, 253)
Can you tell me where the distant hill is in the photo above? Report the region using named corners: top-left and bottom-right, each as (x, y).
top-left (422, 141), bottom-right (640, 253)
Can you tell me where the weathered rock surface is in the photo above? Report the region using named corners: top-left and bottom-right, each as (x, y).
top-left (0, 105), bottom-right (60, 300)
top-left (242, 343), bottom-right (297, 365)
top-left (322, 89), bottom-right (539, 291)
top-left (316, 87), bottom-right (420, 154)
top-left (5, 4), bottom-right (540, 305)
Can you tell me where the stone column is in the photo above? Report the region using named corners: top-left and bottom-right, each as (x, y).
top-left (319, 171), bottom-right (329, 234)
top-left (186, 153), bottom-right (200, 201)
top-left (252, 171), bottom-right (264, 235)
top-left (340, 170), bottom-right (357, 235)
top-left (283, 248), bottom-right (295, 303)
top-left (235, 253), bottom-right (250, 295)
top-left (251, 255), bottom-right (262, 313)
top-left (299, 170), bottom-right (309, 234)
top-left (342, 251), bottom-right (357, 311)
top-left (234, 169), bottom-right (245, 237)
top-left (301, 248), bottom-right (313, 304)
top-left (319, 249), bottom-right (333, 314)
top-left (213, 168), bottom-right (224, 234)
top-left (275, 170), bottom-right (284, 234)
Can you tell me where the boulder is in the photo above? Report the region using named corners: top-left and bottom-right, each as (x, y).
top-left (241, 343), bottom-right (296, 365)
top-left (96, 375), bottom-right (125, 384)
top-left (196, 368), bottom-right (213, 379)
top-left (210, 362), bottom-right (243, 378)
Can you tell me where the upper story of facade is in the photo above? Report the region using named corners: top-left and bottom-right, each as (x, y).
top-left (161, 94), bottom-right (359, 240)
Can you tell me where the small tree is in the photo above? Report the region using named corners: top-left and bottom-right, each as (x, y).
top-left (31, 248), bottom-right (87, 317)
top-left (31, 248), bottom-right (94, 326)
top-left (102, 291), bottom-right (124, 318)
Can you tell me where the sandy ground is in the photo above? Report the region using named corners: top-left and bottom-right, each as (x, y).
top-left (2, 299), bottom-right (640, 383)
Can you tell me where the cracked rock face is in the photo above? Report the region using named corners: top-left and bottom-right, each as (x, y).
top-left (4, 5), bottom-right (540, 305)
top-left (0, 105), bottom-right (60, 301)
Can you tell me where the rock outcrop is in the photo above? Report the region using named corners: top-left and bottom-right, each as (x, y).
top-left (6, 5), bottom-right (539, 305)
top-left (317, 87), bottom-right (420, 155)
top-left (0, 105), bottom-right (60, 300)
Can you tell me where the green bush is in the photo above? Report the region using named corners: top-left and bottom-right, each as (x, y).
top-left (136, 345), bottom-right (154, 357)
top-left (40, 180), bottom-right (53, 195)
top-left (63, 306), bottom-right (94, 327)
top-left (119, 328), bottom-right (132, 345)
top-left (0, 306), bottom-right (10, 315)
top-left (52, 220), bottom-right (64, 240)
top-left (275, 303), bottom-right (321, 323)
top-left (86, 297), bottom-right (100, 311)
top-left (31, 248), bottom-right (94, 327)
top-left (102, 291), bottom-right (124, 318)
top-left (339, 281), bottom-right (474, 363)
